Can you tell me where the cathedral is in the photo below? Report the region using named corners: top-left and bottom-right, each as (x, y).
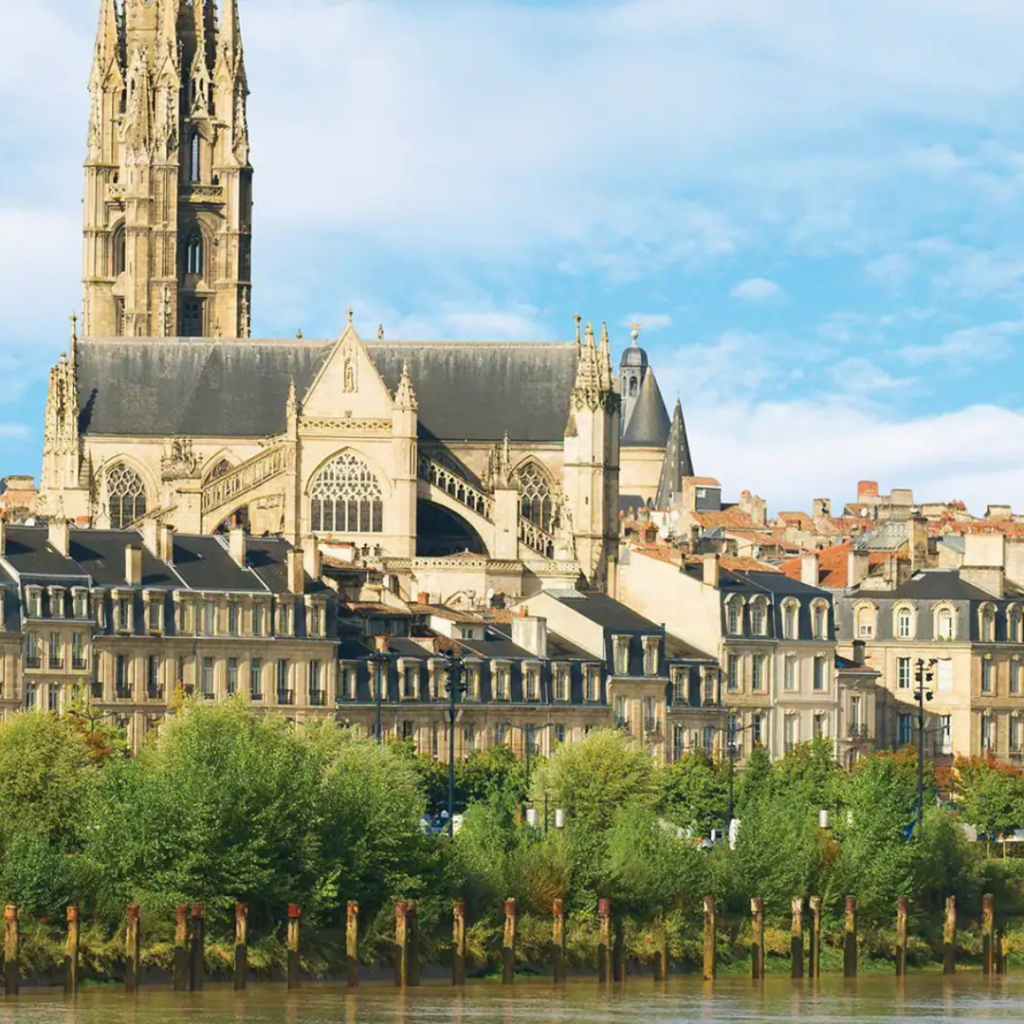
top-left (41, 0), bottom-right (683, 603)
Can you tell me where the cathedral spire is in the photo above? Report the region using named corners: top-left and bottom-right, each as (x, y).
top-left (598, 321), bottom-right (614, 392)
top-left (93, 0), bottom-right (121, 70)
top-left (218, 0), bottom-right (245, 74)
top-left (395, 362), bottom-right (418, 410)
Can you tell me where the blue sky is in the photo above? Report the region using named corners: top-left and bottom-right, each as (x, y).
top-left (4, 0), bottom-right (1024, 513)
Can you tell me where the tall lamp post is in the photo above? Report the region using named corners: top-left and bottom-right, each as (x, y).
top-left (914, 658), bottom-right (937, 827)
top-left (726, 710), bottom-right (757, 824)
top-left (368, 649), bottom-right (391, 746)
top-left (444, 651), bottom-right (468, 838)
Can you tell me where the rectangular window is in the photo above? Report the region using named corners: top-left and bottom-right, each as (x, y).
top-left (177, 656), bottom-right (188, 692)
top-left (465, 665), bottom-right (480, 701)
top-left (784, 656), bottom-right (797, 692)
top-left (941, 715), bottom-right (953, 756)
top-left (146, 597), bottom-right (162, 633)
top-left (48, 683), bottom-right (60, 713)
top-left (72, 633), bottom-right (87, 671)
top-left (751, 713), bottom-right (763, 747)
top-left (73, 591), bottom-right (89, 620)
top-left (672, 667), bottom-right (687, 705)
top-left (48, 631), bottom-right (63, 670)
top-left (463, 725), bottom-right (475, 754)
top-left (897, 657), bottom-right (911, 690)
top-left (202, 600), bottom-right (216, 636)
top-left (402, 663), bottom-right (418, 699)
top-left (614, 639), bottom-right (630, 676)
top-left (147, 655), bottom-right (161, 700)
top-left (585, 666), bottom-right (601, 703)
top-left (308, 603), bottom-right (323, 638)
top-left (727, 601), bottom-right (741, 636)
top-left (227, 658), bottom-right (238, 697)
top-left (277, 601), bottom-right (292, 636)
top-left (1014, 662), bottom-right (1023, 696)
top-left (250, 657), bottom-right (263, 700)
top-left (50, 589), bottom-right (64, 619)
top-left (116, 654), bottom-right (130, 699)
top-left (554, 724), bottom-right (566, 746)
top-left (673, 724), bottom-right (685, 762)
top-left (703, 725), bottom-right (715, 756)
top-left (728, 713), bottom-right (742, 761)
top-left (340, 664), bottom-right (357, 701)
top-left (202, 657), bottom-right (215, 699)
top-left (643, 696), bottom-right (658, 734)
top-left (727, 653), bottom-right (740, 692)
top-left (310, 661), bottom-right (325, 705)
top-left (1011, 717), bottom-right (1021, 754)
top-left (251, 602), bottom-right (263, 636)
top-left (277, 660), bottom-right (292, 705)
top-left (643, 638), bottom-right (659, 676)
top-left (495, 722), bottom-right (507, 746)
top-left (784, 714), bottom-right (798, 753)
top-left (553, 665), bottom-right (569, 702)
top-left (27, 590), bottom-right (41, 619)
top-left (26, 683), bottom-right (37, 710)
top-left (813, 712), bottom-right (827, 739)
top-left (813, 656), bottom-right (827, 692)
top-left (525, 665), bottom-right (541, 702)
top-left (750, 602), bottom-right (765, 636)
top-left (228, 603), bottom-right (240, 636)
top-left (614, 695), bottom-right (628, 728)
top-left (982, 659), bottom-right (994, 694)
top-left (850, 696), bottom-right (862, 735)
top-left (898, 713), bottom-right (913, 746)
top-left (493, 664), bottom-right (510, 701)
top-left (982, 715), bottom-right (994, 751)
top-left (26, 632), bottom-right (40, 670)
top-left (117, 596), bottom-right (132, 632)
top-left (751, 654), bottom-right (767, 693)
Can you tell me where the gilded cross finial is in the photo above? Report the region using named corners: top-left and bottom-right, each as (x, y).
top-left (347, 306), bottom-right (354, 327)
top-left (574, 313), bottom-right (582, 345)
top-left (69, 312), bottom-right (78, 344)
top-left (631, 323), bottom-right (642, 344)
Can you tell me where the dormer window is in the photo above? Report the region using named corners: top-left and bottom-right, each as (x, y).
top-left (114, 592), bottom-right (133, 633)
top-left (553, 663), bottom-right (570, 702)
top-left (980, 605), bottom-right (996, 644)
top-left (642, 636), bottom-right (660, 676)
top-left (276, 598), bottom-right (294, 637)
top-left (812, 602), bottom-right (829, 641)
top-left (783, 600), bottom-right (800, 640)
top-left (855, 602), bottom-right (876, 640)
top-left (399, 660), bottom-right (420, 700)
top-left (726, 598), bottom-right (742, 637)
top-left (585, 664), bottom-right (602, 703)
top-left (201, 598), bottom-right (217, 636)
top-left (492, 661), bottom-right (511, 701)
top-left (26, 588), bottom-right (42, 620)
top-left (524, 662), bottom-right (541, 702)
top-left (895, 605), bottom-right (914, 640)
top-left (251, 600), bottom-right (264, 637)
top-left (749, 600), bottom-right (766, 637)
top-left (145, 594), bottom-right (164, 633)
top-left (464, 662), bottom-right (481, 701)
top-left (1009, 606), bottom-right (1023, 644)
top-left (228, 601), bottom-right (241, 636)
top-left (612, 636), bottom-right (630, 676)
top-left (92, 591), bottom-right (107, 630)
top-left (307, 599), bottom-right (326, 639)
top-left (72, 589), bottom-right (89, 620)
top-left (49, 587), bottom-right (66, 619)
top-left (937, 606), bottom-right (956, 642)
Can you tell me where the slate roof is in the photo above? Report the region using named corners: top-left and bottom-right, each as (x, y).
top-left (546, 591), bottom-right (662, 632)
top-left (77, 337), bottom-right (579, 444)
top-left (886, 570), bottom-right (1023, 602)
top-left (654, 398), bottom-right (695, 508)
top-left (621, 368), bottom-right (671, 448)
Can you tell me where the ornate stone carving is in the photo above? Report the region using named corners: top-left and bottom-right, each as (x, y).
top-left (161, 438), bottom-right (201, 481)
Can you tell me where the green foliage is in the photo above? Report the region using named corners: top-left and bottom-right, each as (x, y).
top-left (954, 756), bottom-right (1024, 838)
top-left (660, 749), bottom-right (728, 837)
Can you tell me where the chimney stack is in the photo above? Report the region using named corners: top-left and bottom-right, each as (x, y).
top-left (303, 535), bottom-right (321, 580)
top-left (852, 640), bottom-right (866, 667)
top-left (142, 521), bottom-right (174, 563)
top-left (49, 517), bottom-right (71, 558)
top-left (847, 547), bottom-right (870, 589)
top-left (0, 521), bottom-right (6, 557)
top-left (512, 614), bottom-right (548, 659)
top-left (287, 547), bottom-right (305, 595)
top-left (801, 551), bottom-right (820, 587)
top-left (417, 591), bottom-right (430, 606)
top-left (125, 544), bottom-right (143, 587)
top-left (229, 526), bottom-right (247, 568)
top-left (703, 553), bottom-right (720, 589)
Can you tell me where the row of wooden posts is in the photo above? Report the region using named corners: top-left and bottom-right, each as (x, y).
top-left (0, 893), bottom-right (1011, 994)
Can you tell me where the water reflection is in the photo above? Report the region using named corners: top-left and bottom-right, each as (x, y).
top-left (0, 976), bottom-right (1021, 1023)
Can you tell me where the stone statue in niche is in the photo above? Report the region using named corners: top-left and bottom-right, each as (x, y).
top-left (343, 355), bottom-right (356, 393)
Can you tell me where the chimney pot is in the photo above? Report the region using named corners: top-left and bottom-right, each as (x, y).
top-left (703, 553), bottom-right (720, 589)
top-left (287, 547), bottom-right (304, 595)
top-left (417, 592), bottom-right (430, 606)
top-left (801, 551), bottom-right (820, 587)
top-left (49, 517), bottom-right (71, 558)
top-left (125, 544), bottom-right (143, 587)
top-left (229, 526), bottom-right (247, 568)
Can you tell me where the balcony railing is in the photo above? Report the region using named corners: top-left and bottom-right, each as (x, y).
top-left (277, 690), bottom-right (295, 707)
top-left (848, 724), bottom-right (869, 739)
top-left (310, 690), bottom-right (327, 708)
top-left (116, 686), bottom-right (134, 701)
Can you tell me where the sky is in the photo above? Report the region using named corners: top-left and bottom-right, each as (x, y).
top-left (4, 0), bottom-right (1024, 514)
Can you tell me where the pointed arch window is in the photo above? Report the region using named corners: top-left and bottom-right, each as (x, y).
top-left (310, 452), bottom-right (384, 534)
top-left (515, 463), bottom-right (555, 534)
top-left (185, 234), bottom-right (204, 276)
top-left (189, 132), bottom-right (201, 183)
top-left (107, 464), bottom-right (148, 529)
top-left (111, 222), bottom-right (126, 278)
top-left (205, 459), bottom-right (232, 484)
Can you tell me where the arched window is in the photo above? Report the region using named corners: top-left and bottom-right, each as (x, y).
top-left (185, 234), bottom-right (203, 276)
top-left (629, 376), bottom-right (638, 397)
top-left (111, 222), bottom-right (126, 277)
top-left (107, 464), bottom-right (148, 529)
top-left (749, 597), bottom-right (768, 636)
top-left (310, 452), bottom-right (384, 534)
top-left (1008, 606), bottom-right (1022, 644)
top-left (782, 599), bottom-right (799, 640)
top-left (189, 133), bottom-right (201, 183)
top-left (813, 601), bottom-right (830, 641)
top-left (895, 605), bottom-right (914, 640)
top-left (855, 602), bottom-right (877, 639)
top-left (515, 463), bottom-right (555, 534)
top-left (726, 597), bottom-right (743, 636)
top-left (936, 605), bottom-right (956, 642)
top-left (980, 604), bottom-right (996, 643)
top-left (205, 459), bottom-right (232, 484)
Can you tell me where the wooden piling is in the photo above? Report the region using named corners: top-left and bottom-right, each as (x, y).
top-left (173, 906), bottom-right (188, 992)
top-left (808, 896), bottom-right (822, 979)
top-left (3, 906), bottom-right (18, 997)
top-left (189, 904), bottom-right (205, 992)
top-left (125, 905), bottom-right (141, 994)
top-left (551, 899), bottom-right (567, 985)
top-left (612, 918), bottom-right (625, 983)
top-left (234, 903), bottom-right (248, 992)
top-left (943, 896), bottom-right (956, 975)
top-left (982, 894), bottom-right (995, 977)
top-left (598, 898), bottom-right (612, 984)
top-left (895, 897), bottom-right (908, 977)
top-left (751, 897), bottom-right (765, 980)
top-left (286, 904), bottom-right (301, 990)
top-left (843, 896), bottom-right (857, 979)
top-left (654, 919), bottom-right (670, 983)
top-left (64, 906), bottom-right (80, 996)
top-left (997, 926), bottom-right (1007, 976)
top-left (395, 901), bottom-right (419, 987)
top-left (502, 899), bottom-right (517, 985)
top-left (408, 901), bottom-right (420, 987)
top-left (791, 898), bottom-right (804, 979)
top-left (702, 896), bottom-right (717, 982)
top-left (452, 900), bottom-right (466, 987)
top-left (346, 902), bottom-right (360, 988)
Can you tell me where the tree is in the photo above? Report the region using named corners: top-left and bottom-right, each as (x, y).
top-left (660, 749), bottom-right (727, 837)
top-left (954, 756), bottom-right (1024, 846)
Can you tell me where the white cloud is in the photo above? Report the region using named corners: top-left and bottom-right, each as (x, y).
top-left (688, 398), bottom-right (1024, 515)
top-left (0, 424), bottom-right (31, 441)
top-left (828, 358), bottom-right (914, 394)
top-left (865, 252), bottom-right (914, 290)
top-left (900, 320), bottom-right (1024, 367)
top-left (731, 278), bottom-right (784, 303)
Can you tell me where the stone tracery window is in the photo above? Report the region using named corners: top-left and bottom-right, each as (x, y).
top-left (107, 464), bottom-right (148, 529)
top-left (310, 452), bottom-right (384, 534)
top-left (205, 459), bottom-right (232, 483)
top-left (515, 462), bottom-right (555, 533)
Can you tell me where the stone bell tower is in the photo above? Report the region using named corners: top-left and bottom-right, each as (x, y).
top-left (82, 0), bottom-right (253, 340)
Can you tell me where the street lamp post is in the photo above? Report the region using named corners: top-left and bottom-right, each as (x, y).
top-left (369, 650), bottom-right (391, 746)
top-left (501, 721), bottom-right (558, 818)
top-left (914, 658), bottom-right (937, 828)
top-left (444, 651), bottom-right (468, 838)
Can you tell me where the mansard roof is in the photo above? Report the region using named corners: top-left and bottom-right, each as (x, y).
top-left (621, 368), bottom-right (671, 448)
top-left (76, 337), bottom-right (580, 443)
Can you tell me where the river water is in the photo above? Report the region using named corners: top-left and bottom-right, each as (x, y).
top-left (0, 976), bottom-right (1019, 1022)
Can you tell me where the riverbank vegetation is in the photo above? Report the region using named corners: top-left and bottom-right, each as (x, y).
top-left (2, 700), bottom-right (1024, 981)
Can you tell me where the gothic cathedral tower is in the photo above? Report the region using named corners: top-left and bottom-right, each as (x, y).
top-left (82, 0), bottom-right (253, 340)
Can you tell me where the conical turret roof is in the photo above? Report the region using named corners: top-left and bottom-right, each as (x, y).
top-left (654, 399), bottom-right (695, 508)
top-left (621, 369), bottom-right (671, 448)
